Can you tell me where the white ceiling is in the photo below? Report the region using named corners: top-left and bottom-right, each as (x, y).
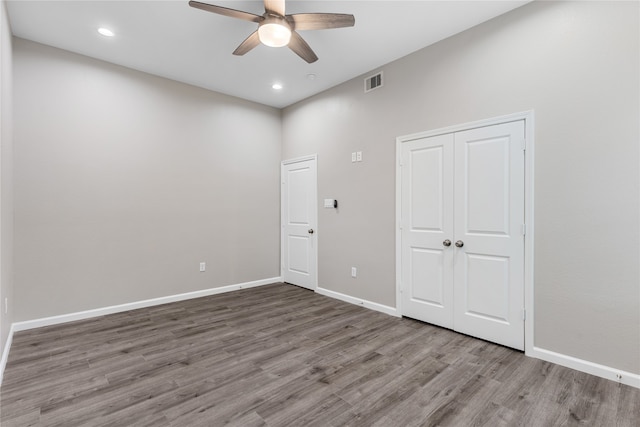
top-left (7, 1), bottom-right (530, 108)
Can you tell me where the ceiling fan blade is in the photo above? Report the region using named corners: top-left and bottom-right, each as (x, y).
top-left (189, 1), bottom-right (262, 23)
top-left (287, 13), bottom-right (355, 31)
top-left (233, 31), bottom-right (261, 56)
top-left (264, 0), bottom-right (285, 16)
top-left (288, 31), bottom-right (318, 63)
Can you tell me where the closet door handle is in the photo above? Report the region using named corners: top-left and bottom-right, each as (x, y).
top-left (455, 240), bottom-right (464, 248)
top-left (443, 239), bottom-right (452, 247)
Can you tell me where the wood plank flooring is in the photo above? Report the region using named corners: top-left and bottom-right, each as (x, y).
top-left (1, 283), bottom-right (638, 426)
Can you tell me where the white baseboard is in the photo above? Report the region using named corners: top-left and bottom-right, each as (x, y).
top-left (315, 286), bottom-right (399, 318)
top-left (529, 346), bottom-right (640, 389)
top-left (12, 277), bottom-right (280, 332)
top-left (0, 323), bottom-right (15, 386)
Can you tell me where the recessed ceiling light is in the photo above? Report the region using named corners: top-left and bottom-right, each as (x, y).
top-left (272, 83), bottom-right (283, 90)
top-left (98, 27), bottom-right (115, 37)
top-left (306, 74), bottom-right (317, 80)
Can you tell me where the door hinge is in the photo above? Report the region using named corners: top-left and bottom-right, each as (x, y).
top-left (522, 309), bottom-right (526, 321)
top-left (521, 138), bottom-right (526, 151)
top-left (522, 224), bottom-right (526, 236)
top-left (399, 221), bottom-right (403, 230)
top-left (399, 158), bottom-right (403, 167)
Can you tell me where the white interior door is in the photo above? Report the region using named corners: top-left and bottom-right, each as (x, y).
top-left (401, 134), bottom-right (454, 329)
top-left (400, 120), bottom-right (525, 350)
top-left (453, 121), bottom-right (525, 350)
top-left (281, 157), bottom-right (317, 290)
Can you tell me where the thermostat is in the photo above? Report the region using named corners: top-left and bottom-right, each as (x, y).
top-left (324, 199), bottom-right (338, 208)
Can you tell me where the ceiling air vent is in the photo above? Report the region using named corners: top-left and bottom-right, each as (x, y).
top-left (364, 72), bottom-right (383, 93)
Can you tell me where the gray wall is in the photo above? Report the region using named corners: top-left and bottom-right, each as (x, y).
top-left (282, 1), bottom-right (640, 374)
top-left (0, 0), bottom-right (13, 363)
top-left (13, 39), bottom-right (282, 321)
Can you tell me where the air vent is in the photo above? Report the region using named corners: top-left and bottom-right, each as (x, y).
top-left (364, 72), bottom-right (383, 93)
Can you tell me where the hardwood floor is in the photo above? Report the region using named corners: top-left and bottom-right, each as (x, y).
top-left (1, 283), bottom-right (638, 426)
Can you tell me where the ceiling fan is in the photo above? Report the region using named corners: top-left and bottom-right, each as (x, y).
top-left (189, 0), bottom-right (355, 63)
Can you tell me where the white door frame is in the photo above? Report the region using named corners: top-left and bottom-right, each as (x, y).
top-left (396, 111), bottom-right (535, 356)
top-left (281, 154), bottom-right (318, 290)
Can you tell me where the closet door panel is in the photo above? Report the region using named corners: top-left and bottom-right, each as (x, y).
top-left (401, 134), bottom-right (454, 329)
top-left (453, 121), bottom-right (525, 350)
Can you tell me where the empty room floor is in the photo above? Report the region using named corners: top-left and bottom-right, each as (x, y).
top-left (1, 283), bottom-right (638, 426)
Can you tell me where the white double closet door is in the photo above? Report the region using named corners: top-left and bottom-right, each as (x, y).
top-left (401, 120), bottom-right (525, 350)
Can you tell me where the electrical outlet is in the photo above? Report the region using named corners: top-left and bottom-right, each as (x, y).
top-left (351, 267), bottom-right (357, 278)
top-left (351, 152), bottom-right (357, 162)
top-left (199, 262), bottom-right (206, 272)
top-left (356, 151), bottom-right (362, 162)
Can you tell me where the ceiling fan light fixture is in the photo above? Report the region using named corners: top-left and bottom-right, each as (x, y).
top-left (258, 17), bottom-right (291, 48)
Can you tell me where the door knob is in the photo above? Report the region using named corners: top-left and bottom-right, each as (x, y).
top-left (443, 239), bottom-right (451, 247)
top-left (308, 229), bottom-right (314, 234)
top-left (455, 240), bottom-right (464, 248)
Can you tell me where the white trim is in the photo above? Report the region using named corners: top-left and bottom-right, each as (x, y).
top-left (395, 132), bottom-right (404, 317)
top-left (396, 110), bottom-right (535, 352)
top-left (397, 111), bottom-right (535, 143)
top-left (281, 154), bottom-right (318, 291)
top-left (522, 112), bottom-right (536, 357)
top-left (0, 323), bottom-right (15, 386)
top-left (316, 286), bottom-right (399, 318)
top-left (281, 154), bottom-right (317, 166)
top-left (12, 277), bottom-right (280, 332)
top-left (530, 346), bottom-right (640, 389)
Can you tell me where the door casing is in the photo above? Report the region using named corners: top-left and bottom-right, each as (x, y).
top-left (396, 111), bottom-right (535, 355)
top-left (281, 154), bottom-right (318, 290)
